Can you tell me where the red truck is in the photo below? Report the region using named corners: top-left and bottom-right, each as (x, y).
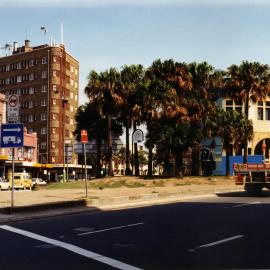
top-left (234, 163), bottom-right (270, 194)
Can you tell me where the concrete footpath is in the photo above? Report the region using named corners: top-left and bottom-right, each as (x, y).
top-left (0, 177), bottom-right (244, 223)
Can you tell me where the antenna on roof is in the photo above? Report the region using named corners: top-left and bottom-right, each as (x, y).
top-left (0, 44), bottom-right (12, 56)
top-left (60, 21), bottom-right (64, 45)
top-left (40, 26), bottom-right (48, 44)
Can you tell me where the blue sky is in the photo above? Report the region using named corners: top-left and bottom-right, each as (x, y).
top-left (1, 0), bottom-right (270, 104)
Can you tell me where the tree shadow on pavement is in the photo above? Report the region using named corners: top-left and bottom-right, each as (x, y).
top-left (216, 190), bottom-right (270, 198)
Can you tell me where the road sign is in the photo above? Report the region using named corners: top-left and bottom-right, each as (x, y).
top-left (133, 129), bottom-right (144, 143)
top-left (1, 123), bottom-right (24, 148)
top-left (7, 94), bottom-right (20, 123)
top-left (81, 130), bottom-right (88, 144)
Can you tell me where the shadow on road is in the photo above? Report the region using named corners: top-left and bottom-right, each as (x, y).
top-left (216, 190), bottom-right (270, 198)
top-left (0, 199), bottom-right (100, 215)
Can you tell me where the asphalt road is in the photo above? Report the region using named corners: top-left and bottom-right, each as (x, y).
top-left (1, 191), bottom-right (270, 269)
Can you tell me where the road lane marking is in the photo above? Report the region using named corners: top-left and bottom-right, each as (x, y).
top-left (196, 235), bottom-right (244, 249)
top-left (225, 202), bottom-right (261, 208)
top-left (0, 225), bottom-right (143, 270)
top-left (78, 222), bottom-right (144, 236)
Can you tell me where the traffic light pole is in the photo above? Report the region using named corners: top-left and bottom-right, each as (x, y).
top-left (83, 142), bottom-right (88, 197)
top-left (11, 148), bottom-right (15, 208)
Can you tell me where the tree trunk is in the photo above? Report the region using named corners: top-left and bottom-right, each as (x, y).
top-left (173, 152), bottom-right (178, 177)
top-left (176, 150), bottom-right (182, 177)
top-left (243, 143), bottom-right (248, 164)
top-left (163, 153), bottom-right (170, 176)
top-left (133, 123), bottom-right (139, 176)
top-left (147, 145), bottom-right (153, 177)
top-left (96, 137), bottom-right (102, 178)
top-left (225, 148), bottom-right (230, 177)
top-left (125, 125), bottom-right (132, 175)
top-left (134, 142), bottom-right (139, 176)
top-left (243, 91), bottom-right (249, 164)
top-left (192, 147), bottom-right (200, 176)
top-left (107, 113), bottom-right (113, 177)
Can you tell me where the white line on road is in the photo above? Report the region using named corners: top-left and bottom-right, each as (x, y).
top-left (0, 225), bottom-right (143, 270)
top-left (78, 222), bottom-right (144, 236)
top-left (196, 235), bottom-right (244, 249)
top-left (230, 202), bottom-right (261, 208)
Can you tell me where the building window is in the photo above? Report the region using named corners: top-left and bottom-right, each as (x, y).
top-left (41, 99), bottom-right (47, 106)
top-left (28, 128), bottom-right (33, 134)
top-left (75, 82), bottom-right (78, 89)
top-left (42, 71), bottom-right (47, 79)
top-left (42, 57), bottom-right (47, 64)
top-left (41, 128), bottom-right (46, 135)
top-left (28, 101), bottom-right (33, 108)
top-left (6, 78), bottom-right (10, 85)
top-left (70, 118), bottom-right (74, 125)
top-left (235, 100), bottom-right (242, 113)
top-left (52, 99), bottom-right (57, 105)
top-left (75, 69), bottom-right (78, 75)
top-left (41, 113), bottom-right (47, 121)
top-left (53, 70), bottom-right (57, 77)
top-left (51, 142), bottom-right (56, 149)
top-left (41, 85), bottom-right (47, 92)
top-left (17, 62), bottom-right (21, 70)
top-left (29, 59), bottom-right (35, 67)
top-left (28, 115), bottom-right (33, 122)
top-left (258, 107), bottom-right (264, 120)
top-left (70, 92), bottom-right (74, 99)
top-left (75, 94), bottom-right (78, 101)
top-left (51, 156), bottom-right (56, 163)
top-left (52, 128), bottom-right (56, 134)
top-left (225, 99), bottom-right (243, 112)
top-left (29, 87), bottom-right (34, 94)
top-left (41, 142), bottom-right (46, 150)
top-left (53, 84), bottom-right (57, 92)
top-left (71, 66), bottom-right (74, 73)
top-left (53, 56), bottom-right (57, 63)
top-left (265, 102), bottom-right (270, 121)
top-left (70, 79), bottom-right (74, 86)
top-left (29, 73), bottom-right (34, 81)
top-left (70, 105), bottom-right (73, 112)
top-left (6, 65), bottom-right (10, 71)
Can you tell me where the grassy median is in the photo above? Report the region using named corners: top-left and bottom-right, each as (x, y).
top-left (40, 176), bottom-right (228, 190)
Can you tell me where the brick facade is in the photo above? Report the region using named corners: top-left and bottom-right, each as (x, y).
top-left (0, 40), bottom-right (79, 165)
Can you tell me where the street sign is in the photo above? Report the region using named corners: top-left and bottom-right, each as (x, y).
top-left (65, 144), bottom-right (73, 164)
top-left (1, 123), bottom-right (24, 148)
top-left (7, 94), bottom-right (20, 123)
top-left (81, 130), bottom-right (88, 144)
top-left (133, 129), bottom-right (144, 143)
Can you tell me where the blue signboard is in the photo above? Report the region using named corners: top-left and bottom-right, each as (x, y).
top-left (1, 123), bottom-right (24, 148)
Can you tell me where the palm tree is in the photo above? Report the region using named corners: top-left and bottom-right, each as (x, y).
top-left (187, 62), bottom-right (217, 175)
top-left (120, 65), bottom-right (144, 176)
top-left (85, 68), bottom-right (124, 177)
top-left (74, 103), bottom-right (104, 178)
top-left (233, 112), bottom-right (254, 156)
top-left (225, 61), bottom-right (270, 163)
top-left (210, 110), bottom-right (253, 176)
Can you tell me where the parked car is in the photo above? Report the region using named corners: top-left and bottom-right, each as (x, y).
top-left (0, 179), bottom-right (10, 191)
top-left (32, 178), bottom-right (47, 185)
top-left (7, 172), bottom-right (32, 190)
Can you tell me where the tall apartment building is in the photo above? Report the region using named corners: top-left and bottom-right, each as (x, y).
top-left (0, 40), bottom-right (79, 165)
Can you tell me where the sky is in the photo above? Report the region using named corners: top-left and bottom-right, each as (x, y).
top-left (1, 0), bottom-right (270, 106)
